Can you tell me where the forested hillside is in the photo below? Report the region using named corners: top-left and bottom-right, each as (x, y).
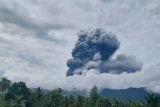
top-left (0, 78), bottom-right (160, 107)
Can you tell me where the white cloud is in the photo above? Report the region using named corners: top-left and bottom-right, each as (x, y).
top-left (0, 0), bottom-right (160, 92)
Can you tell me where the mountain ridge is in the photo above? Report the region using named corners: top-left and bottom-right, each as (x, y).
top-left (63, 87), bottom-right (151, 101)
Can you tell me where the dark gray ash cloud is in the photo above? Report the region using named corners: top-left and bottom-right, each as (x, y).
top-left (101, 54), bottom-right (142, 74)
top-left (67, 28), bottom-right (142, 76)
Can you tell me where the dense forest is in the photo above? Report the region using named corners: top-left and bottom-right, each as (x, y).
top-left (0, 78), bottom-right (159, 107)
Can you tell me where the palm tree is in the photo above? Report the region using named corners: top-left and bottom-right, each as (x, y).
top-left (90, 85), bottom-right (99, 103)
top-left (145, 93), bottom-right (160, 107)
top-left (0, 78), bottom-right (11, 93)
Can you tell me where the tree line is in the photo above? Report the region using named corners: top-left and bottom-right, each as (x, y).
top-left (0, 78), bottom-right (160, 107)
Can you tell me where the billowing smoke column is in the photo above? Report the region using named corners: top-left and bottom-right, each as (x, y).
top-left (101, 54), bottom-right (142, 74)
top-left (66, 28), bottom-right (142, 76)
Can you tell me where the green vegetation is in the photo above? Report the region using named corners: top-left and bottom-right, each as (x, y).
top-left (0, 78), bottom-right (159, 107)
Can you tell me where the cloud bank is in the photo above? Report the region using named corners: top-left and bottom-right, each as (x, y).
top-left (0, 0), bottom-right (160, 92)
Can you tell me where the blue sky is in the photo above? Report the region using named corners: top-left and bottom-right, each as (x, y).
top-left (0, 0), bottom-right (160, 92)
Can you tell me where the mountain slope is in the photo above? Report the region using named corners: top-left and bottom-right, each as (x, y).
top-left (63, 87), bottom-right (150, 101)
top-left (100, 87), bottom-right (149, 101)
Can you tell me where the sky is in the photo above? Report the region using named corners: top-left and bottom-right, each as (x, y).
top-left (0, 0), bottom-right (160, 92)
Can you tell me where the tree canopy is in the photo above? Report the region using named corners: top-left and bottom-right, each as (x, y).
top-left (0, 78), bottom-right (159, 107)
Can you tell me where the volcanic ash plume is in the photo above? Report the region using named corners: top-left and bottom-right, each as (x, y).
top-left (66, 28), bottom-right (142, 76)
